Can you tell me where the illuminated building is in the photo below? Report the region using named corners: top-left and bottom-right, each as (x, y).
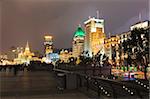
top-left (72, 25), bottom-right (85, 59)
top-left (23, 42), bottom-right (34, 57)
top-left (14, 42), bottom-right (35, 65)
top-left (59, 49), bottom-right (73, 63)
top-left (104, 36), bottom-right (120, 65)
top-left (117, 20), bottom-right (149, 65)
top-left (129, 21), bottom-right (149, 53)
top-left (0, 54), bottom-right (8, 60)
top-left (111, 20), bottom-right (150, 79)
top-left (130, 20), bottom-right (149, 30)
top-left (84, 16), bottom-right (106, 57)
top-left (42, 53), bottom-right (59, 64)
top-left (49, 53), bottom-right (59, 62)
top-left (6, 46), bottom-right (24, 61)
top-left (117, 31), bottom-right (131, 65)
top-left (0, 54), bottom-right (9, 65)
top-left (130, 20), bottom-right (149, 78)
top-left (44, 35), bottom-right (53, 55)
top-left (44, 35), bottom-right (53, 63)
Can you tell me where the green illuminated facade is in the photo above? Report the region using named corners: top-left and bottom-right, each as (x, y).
top-left (72, 26), bottom-right (85, 61)
top-left (74, 26), bottom-right (85, 37)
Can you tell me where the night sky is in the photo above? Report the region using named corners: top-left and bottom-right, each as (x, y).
top-left (0, 0), bottom-right (149, 54)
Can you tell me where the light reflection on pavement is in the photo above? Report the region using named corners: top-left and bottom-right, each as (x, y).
top-left (0, 70), bottom-right (88, 99)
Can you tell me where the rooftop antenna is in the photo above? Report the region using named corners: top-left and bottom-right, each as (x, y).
top-left (108, 32), bottom-right (111, 38)
top-left (88, 16), bottom-right (91, 19)
top-left (78, 24), bottom-right (81, 27)
top-left (139, 12), bottom-right (142, 22)
top-left (96, 10), bottom-right (99, 19)
top-left (139, 12), bottom-right (143, 28)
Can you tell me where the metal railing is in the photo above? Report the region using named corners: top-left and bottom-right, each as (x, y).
top-left (54, 68), bottom-right (149, 99)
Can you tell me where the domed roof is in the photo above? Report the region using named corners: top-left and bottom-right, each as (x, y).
top-left (74, 26), bottom-right (85, 37)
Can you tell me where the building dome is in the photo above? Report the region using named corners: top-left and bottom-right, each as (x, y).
top-left (74, 26), bottom-right (85, 37)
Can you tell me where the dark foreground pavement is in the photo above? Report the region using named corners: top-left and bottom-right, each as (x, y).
top-left (1, 69), bottom-right (149, 99)
top-left (0, 70), bottom-right (89, 99)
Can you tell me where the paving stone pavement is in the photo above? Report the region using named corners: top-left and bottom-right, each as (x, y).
top-left (0, 70), bottom-right (89, 99)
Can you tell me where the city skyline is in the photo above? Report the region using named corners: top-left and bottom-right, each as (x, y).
top-left (0, 1), bottom-right (149, 99)
top-left (1, 0), bottom-right (149, 53)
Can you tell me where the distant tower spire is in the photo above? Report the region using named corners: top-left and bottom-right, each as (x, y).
top-left (96, 10), bottom-right (99, 19)
top-left (139, 12), bottom-right (142, 22)
top-left (25, 41), bottom-right (30, 51)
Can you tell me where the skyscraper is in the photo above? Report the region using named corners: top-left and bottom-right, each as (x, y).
top-left (44, 35), bottom-right (53, 63)
top-left (44, 35), bottom-right (53, 55)
top-left (72, 25), bottom-right (85, 58)
top-left (84, 16), bottom-right (106, 57)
